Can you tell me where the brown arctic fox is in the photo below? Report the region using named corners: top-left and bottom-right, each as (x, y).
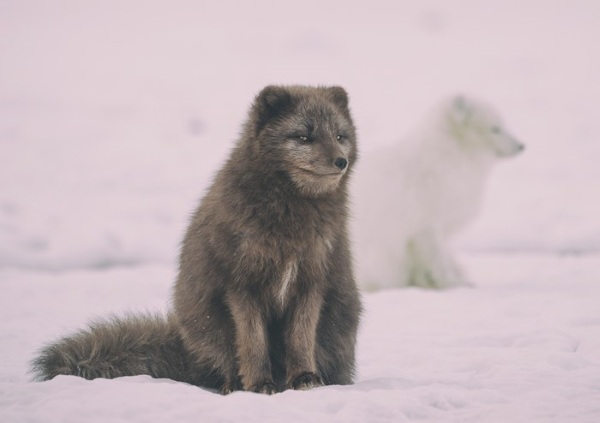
top-left (31, 85), bottom-right (362, 394)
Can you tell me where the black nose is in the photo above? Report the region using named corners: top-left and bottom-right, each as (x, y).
top-left (334, 157), bottom-right (348, 170)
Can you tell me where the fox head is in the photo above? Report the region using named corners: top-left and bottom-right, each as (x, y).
top-left (448, 95), bottom-right (525, 158)
top-left (244, 85), bottom-right (357, 197)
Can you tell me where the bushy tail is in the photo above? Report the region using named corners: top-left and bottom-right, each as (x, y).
top-left (31, 313), bottom-right (196, 384)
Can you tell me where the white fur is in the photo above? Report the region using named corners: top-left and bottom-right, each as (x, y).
top-left (278, 260), bottom-right (298, 307)
top-left (352, 95), bottom-right (524, 290)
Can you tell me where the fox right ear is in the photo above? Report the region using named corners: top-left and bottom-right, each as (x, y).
top-left (251, 86), bottom-right (293, 134)
top-left (327, 86), bottom-right (349, 109)
top-left (327, 86), bottom-right (351, 118)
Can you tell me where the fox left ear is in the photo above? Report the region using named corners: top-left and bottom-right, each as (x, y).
top-left (451, 95), bottom-right (471, 123)
top-left (327, 86), bottom-right (350, 116)
top-left (251, 85), bottom-right (294, 134)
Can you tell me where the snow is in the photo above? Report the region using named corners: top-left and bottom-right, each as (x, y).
top-left (2, 255), bottom-right (600, 422)
top-left (1, 0), bottom-right (600, 422)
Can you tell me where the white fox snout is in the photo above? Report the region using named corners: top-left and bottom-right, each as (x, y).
top-left (493, 133), bottom-right (525, 158)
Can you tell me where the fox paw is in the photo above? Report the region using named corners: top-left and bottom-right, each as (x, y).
top-left (289, 372), bottom-right (324, 391)
top-left (219, 384), bottom-right (236, 395)
top-left (220, 379), bottom-right (242, 395)
top-left (249, 381), bottom-right (277, 395)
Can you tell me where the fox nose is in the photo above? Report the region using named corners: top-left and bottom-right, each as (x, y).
top-left (334, 157), bottom-right (348, 170)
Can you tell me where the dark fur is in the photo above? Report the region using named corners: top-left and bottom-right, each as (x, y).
top-left (31, 85), bottom-right (362, 394)
top-left (31, 314), bottom-right (206, 385)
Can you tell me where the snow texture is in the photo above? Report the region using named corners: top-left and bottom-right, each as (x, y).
top-left (1, 0), bottom-right (599, 422)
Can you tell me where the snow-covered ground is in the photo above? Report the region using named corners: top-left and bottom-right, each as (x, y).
top-left (1, 1), bottom-right (599, 422)
top-left (2, 254), bottom-right (600, 422)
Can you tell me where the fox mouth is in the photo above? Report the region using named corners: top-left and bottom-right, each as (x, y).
top-left (291, 166), bottom-right (345, 197)
top-left (296, 167), bottom-right (345, 177)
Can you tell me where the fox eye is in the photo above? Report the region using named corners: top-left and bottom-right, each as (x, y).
top-left (336, 134), bottom-right (345, 141)
top-left (294, 135), bottom-right (312, 143)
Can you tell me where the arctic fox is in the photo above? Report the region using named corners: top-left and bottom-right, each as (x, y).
top-left (352, 95), bottom-right (524, 290)
top-left (32, 85), bottom-right (362, 394)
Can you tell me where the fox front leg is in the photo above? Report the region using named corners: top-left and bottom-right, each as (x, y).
top-left (226, 294), bottom-right (277, 394)
top-left (284, 289), bottom-right (324, 390)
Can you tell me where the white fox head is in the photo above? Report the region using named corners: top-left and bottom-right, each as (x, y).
top-left (448, 95), bottom-right (525, 158)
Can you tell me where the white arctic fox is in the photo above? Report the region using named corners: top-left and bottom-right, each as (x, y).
top-left (352, 95), bottom-right (524, 290)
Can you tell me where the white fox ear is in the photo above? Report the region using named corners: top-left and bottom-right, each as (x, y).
top-left (451, 95), bottom-right (471, 123)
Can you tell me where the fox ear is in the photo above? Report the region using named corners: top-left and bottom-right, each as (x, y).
top-left (252, 85), bottom-right (293, 134)
top-left (327, 86), bottom-right (351, 117)
top-left (451, 95), bottom-right (471, 123)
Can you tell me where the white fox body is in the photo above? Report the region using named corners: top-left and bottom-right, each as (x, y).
top-left (353, 95), bottom-right (524, 290)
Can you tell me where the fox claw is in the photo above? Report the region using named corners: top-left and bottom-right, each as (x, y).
top-left (289, 372), bottom-right (323, 390)
top-left (250, 381), bottom-right (277, 395)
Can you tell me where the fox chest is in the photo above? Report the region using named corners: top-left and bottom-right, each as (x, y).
top-left (237, 231), bottom-right (334, 308)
